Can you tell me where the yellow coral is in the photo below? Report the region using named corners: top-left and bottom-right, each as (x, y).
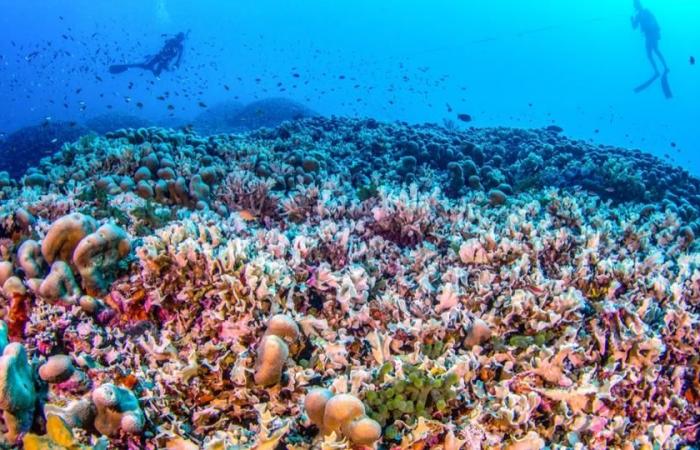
top-left (23, 414), bottom-right (105, 450)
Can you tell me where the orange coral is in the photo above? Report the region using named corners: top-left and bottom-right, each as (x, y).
top-left (7, 293), bottom-right (29, 341)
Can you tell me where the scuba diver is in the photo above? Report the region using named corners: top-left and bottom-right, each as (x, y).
top-left (631, 0), bottom-right (672, 98)
top-left (109, 32), bottom-right (186, 77)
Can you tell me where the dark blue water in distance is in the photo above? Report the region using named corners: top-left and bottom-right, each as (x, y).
top-left (0, 0), bottom-right (698, 172)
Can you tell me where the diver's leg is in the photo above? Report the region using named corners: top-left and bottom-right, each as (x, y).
top-left (646, 41), bottom-right (659, 75)
top-left (654, 46), bottom-right (669, 72)
top-left (153, 61), bottom-right (164, 77)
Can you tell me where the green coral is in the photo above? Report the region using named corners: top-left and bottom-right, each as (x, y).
top-left (364, 363), bottom-right (459, 431)
top-left (421, 341), bottom-right (447, 359)
top-left (357, 181), bottom-right (379, 201)
top-left (131, 200), bottom-right (172, 235)
top-left (77, 186), bottom-right (130, 227)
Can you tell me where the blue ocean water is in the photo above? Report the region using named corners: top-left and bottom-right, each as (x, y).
top-left (0, 0), bottom-right (698, 173)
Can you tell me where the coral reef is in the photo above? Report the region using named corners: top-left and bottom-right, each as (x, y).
top-left (0, 121), bottom-right (90, 179)
top-left (191, 98), bottom-right (318, 135)
top-left (0, 117), bottom-right (698, 449)
top-left (84, 113), bottom-right (153, 136)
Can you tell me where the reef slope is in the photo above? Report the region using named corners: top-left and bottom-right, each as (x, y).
top-left (0, 117), bottom-right (698, 449)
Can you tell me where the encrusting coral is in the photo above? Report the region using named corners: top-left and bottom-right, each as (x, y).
top-left (23, 413), bottom-right (107, 450)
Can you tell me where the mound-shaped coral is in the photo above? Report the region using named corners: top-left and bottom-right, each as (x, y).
top-left (0, 343), bottom-right (36, 442)
top-left (91, 383), bottom-right (144, 437)
top-left (73, 223), bottom-right (131, 295)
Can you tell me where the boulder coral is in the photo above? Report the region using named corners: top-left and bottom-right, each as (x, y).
top-left (72, 223), bottom-right (130, 296)
top-left (38, 354), bottom-right (75, 384)
top-left (304, 389), bottom-right (382, 446)
top-left (0, 262), bottom-right (13, 286)
top-left (91, 383), bottom-right (144, 436)
top-left (254, 314), bottom-right (299, 387)
top-left (41, 213), bottom-right (97, 264)
top-left (16, 240), bottom-right (45, 279)
top-left (39, 261), bottom-right (82, 304)
top-left (0, 343), bottom-right (36, 441)
top-left (253, 335), bottom-right (289, 387)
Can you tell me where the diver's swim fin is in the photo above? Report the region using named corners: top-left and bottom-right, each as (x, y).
top-left (109, 64), bottom-right (146, 74)
top-left (109, 64), bottom-right (132, 74)
top-left (633, 74), bottom-right (659, 93)
top-left (660, 71), bottom-right (672, 99)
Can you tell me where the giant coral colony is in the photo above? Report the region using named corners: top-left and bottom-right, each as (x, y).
top-left (0, 117), bottom-right (699, 449)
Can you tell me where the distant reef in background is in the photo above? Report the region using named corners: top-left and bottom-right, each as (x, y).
top-left (190, 97), bottom-right (319, 135)
top-left (0, 121), bottom-right (91, 179)
top-left (3, 116), bottom-right (699, 228)
top-left (0, 98), bottom-right (319, 179)
top-left (84, 113), bottom-right (154, 135)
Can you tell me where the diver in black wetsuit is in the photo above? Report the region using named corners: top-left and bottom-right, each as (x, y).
top-left (631, 0), bottom-right (667, 75)
top-left (109, 32), bottom-right (185, 76)
top-left (631, 0), bottom-right (672, 98)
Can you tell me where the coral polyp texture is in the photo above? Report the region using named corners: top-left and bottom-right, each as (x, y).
top-left (0, 116), bottom-right (699, 449)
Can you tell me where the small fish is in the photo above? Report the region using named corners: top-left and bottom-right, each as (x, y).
top-left (167, 104), bottom-right (175, 110)
top-left (691, 56), bottom-right (696, 65)
top-left (95, 75), bottom-right (103, 82)
top-left (446, 103), bottom-right (453, 113)
top-left (198, 101), bottom-right (207, 108)
top-left (50, 138), bottom-right (58, 143)
top-left (136, 102), bottom-right (144, 108)
top-left (457, 113), bottom-right (472, 122)
top-left (224, 84), bottom-right (230, 90)
top-left (238, 210), bottom-right (256, 221)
